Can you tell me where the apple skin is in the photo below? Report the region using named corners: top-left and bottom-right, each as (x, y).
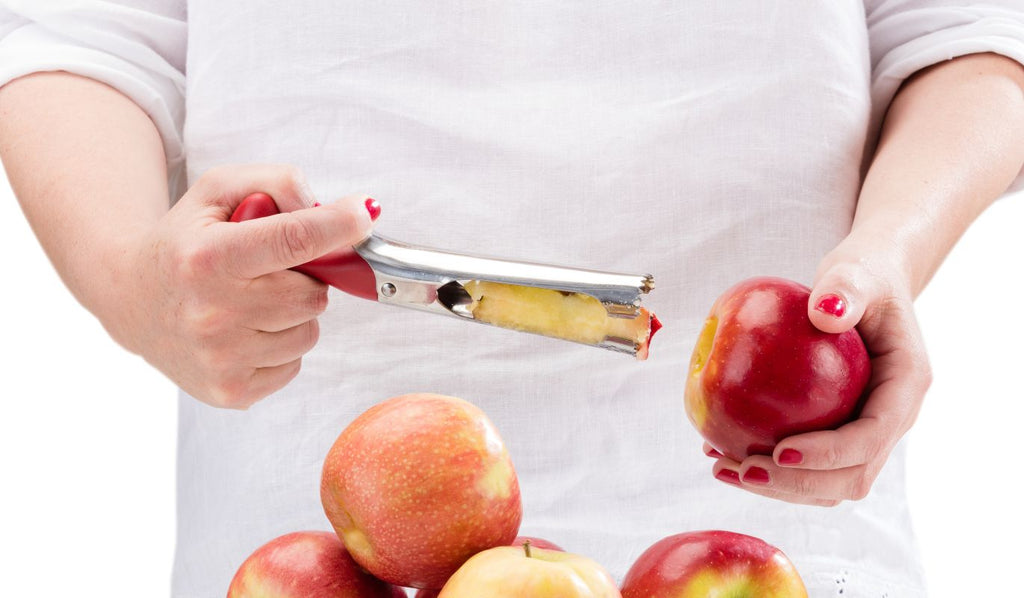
top-left (685, 276), bottom-right (871, 461)
top-left (620, 530), bottom-right (808, 598)
top-left (414, 536), bottom-right (565, 597)
top-left (320, 393), bottom-right (522, 589)
top-left (225, 531), bottom-right (406, 598)
top-left (437, 545), bottom-right (621, 598)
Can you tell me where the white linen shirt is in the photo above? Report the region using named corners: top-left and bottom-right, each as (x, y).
top-left (2, 2), bottom-right (1023, 597)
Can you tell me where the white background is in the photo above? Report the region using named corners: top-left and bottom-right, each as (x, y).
top-left (1, 167), bottom-right (1021, 597)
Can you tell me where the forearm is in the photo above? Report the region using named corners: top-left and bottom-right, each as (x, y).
top-left (851, 53), bottom-right (1024, 297)
top-left (0, 72), bottom-right (169, 328)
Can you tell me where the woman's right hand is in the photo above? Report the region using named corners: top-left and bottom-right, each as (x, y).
top-left (100, 164), bottom-right (377, 409)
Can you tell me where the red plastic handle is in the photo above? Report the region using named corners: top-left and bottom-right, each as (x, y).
top-left (229, 193), bottom-right (379, 301)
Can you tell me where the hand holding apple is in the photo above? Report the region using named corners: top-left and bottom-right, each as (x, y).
top-left (620, 530), bottom-right (807, 598)
top-left (226, 531), bottom-right (405, 598)
top-left (321, 393), bottom-right (522, 589)
top-left (701, 247), bottom-right (931, 504)
top-left (438, 543), bottom-right (621, 598)
top-left (685, 276), bottom-right (871, 462)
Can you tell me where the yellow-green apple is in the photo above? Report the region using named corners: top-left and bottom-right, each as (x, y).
top-left (685, 276), bottom-right (870, 461)
top-left (415, 536), bottom-right (565, 597)
top-left (225, 531), bottom-right (405, 598)
top-left (321, 393), bottom-right (522, 589)
top-left (620, 530), bottom-right (808, 598)
top-left (437, 544), bottom-right (621, 598)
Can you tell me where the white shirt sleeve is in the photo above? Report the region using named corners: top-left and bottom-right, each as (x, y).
top-left (865, 0), bottom-right (1024, 191)
top-left (0, 0), bottom-right (186, 189)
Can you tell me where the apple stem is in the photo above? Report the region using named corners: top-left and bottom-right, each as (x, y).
top-left (523, 540), bottom-right (532, 558)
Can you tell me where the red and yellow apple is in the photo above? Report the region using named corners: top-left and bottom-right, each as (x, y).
top-left (414, 536), bottom-right (566, 597)
top-left (685, 276), bottom-right (870, 460)
top-left (225, 531), bottom-right (405, 598)
top-left (437, 544), bottom-right (621, 598)
top-left (620, 530), bottom-right (808, 598)
top-left (320, 393), bottom-right (522, 589)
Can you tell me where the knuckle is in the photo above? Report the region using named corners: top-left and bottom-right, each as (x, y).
top-left (279, 164), bottom-right (306, 189)
top-left (791, 474), bottom-right (819, 498)
top-left (195, 165), bottom-right (230, 197)
top-left (820, 444), bottom-right (844, 469)
top-left (309, 285), bottom-right (329, 315)
top-left (276, 214), bottom-right (320, 263)
top-left (849, 472), bottom-right (875, 501)
top-left (303, 320), bottom-right (321, 350)
top-left (208, 376), bottom-right (254, 410)
top-left (176, 241), bottom-right (222, 279)
top-left (918, 358), bottom-right (934, 391)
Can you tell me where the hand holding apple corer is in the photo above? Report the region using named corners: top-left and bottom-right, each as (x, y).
top-left (230, 193), bottom-right (662, 359)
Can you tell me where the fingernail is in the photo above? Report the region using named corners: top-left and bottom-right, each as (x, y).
top-left (742, 466), bottom-right (771, 485)
top-left (704, 446), bottom-right (725, 459)
top-left (778, 448), bottom-right (803, 466)
top-left (715, 469), bottom-right (740, 485)
top-left (313, 201), bottom-right (322, 207)
top-left (815, 294), bottom-right (847, 318)
top-left (365, 197), bottom-right (381, 221)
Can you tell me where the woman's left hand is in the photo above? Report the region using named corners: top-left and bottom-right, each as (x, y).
top-left (708, 239), bottom-right (933, 506)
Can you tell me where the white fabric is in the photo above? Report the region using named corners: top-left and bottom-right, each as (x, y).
top-left (2, 2), bottom-right (1023, 597)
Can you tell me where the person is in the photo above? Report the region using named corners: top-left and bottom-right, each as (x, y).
top-left (1, 1), bottom-right (1022, 596)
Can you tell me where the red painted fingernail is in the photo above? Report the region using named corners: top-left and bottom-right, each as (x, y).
top-left (815, 294), bottom-right (846, 318)
top-left (778, 448), bottom-right (803, 465)
top-left (715, 469), bottom-right (741, 485)
top-left (313, 201), bottom-right (322, 207)
top-left (365, 197), bottom-right (381, 221)
top-left (742, 466), bottom-right (771, 485)
top-left (704, 446), bottom-right (725, 459)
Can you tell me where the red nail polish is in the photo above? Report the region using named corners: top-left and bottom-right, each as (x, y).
top-left (313, 201), bottom-right (322, 207)
top-left (742, 466), bottom-right (771, 485)
top-left (778, 448), bottom-right (803, 465)
top-left (715, 469), bottom-right (740, 485)
top-left (815, 294), bottom-right (846, 318)
top-left (365, 197), bottom-right (381, 221)
top-left (705, 446), bottom-right (724, 459)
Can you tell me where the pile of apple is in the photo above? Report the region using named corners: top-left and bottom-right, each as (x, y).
top-left (227, 277), bottom-right (871, 597)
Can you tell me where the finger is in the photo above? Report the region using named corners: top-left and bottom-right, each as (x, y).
top-left (774, 339), bottom-right (928, 472)
top-left (807, 260), bottom-right (888, 334)
top-left (702, 441), bottom-right (725, 459)
top-left (241, 320), bottom-right (321, 369)
top-left (737, 455), bottom-right (878, 502)
top-left (239, 359), bottom-right (305, 409)
top-left (244, 271), bottom-right (329, 332)
top-left (220, 194), bottom-right (375, 278)
top-left (191, 163), bottom-right (317, 215)
top-left (711, 461), bottom-right (842, 507)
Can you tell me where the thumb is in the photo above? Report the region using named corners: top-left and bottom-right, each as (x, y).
top-left (807, 261), bottom-right (884, 334)
top-left (222, 194), bottom-right (377, 278)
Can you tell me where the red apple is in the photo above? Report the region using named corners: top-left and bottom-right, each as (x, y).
top-left (438, 544), bottom-right (621, 598)
top-left (685, 276), bottom-right (870, 460)
top-left (414, 536), bottom-right (565, 597)
top-left (321, 393), bottom-right (522, 589)
top-left (620, 530), bottom-right (808, 598)
top-left (226, 531), bottom-right (405, 598)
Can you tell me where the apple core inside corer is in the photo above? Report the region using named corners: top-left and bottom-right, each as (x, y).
top-left (461, 280), bottom-right (657, 359)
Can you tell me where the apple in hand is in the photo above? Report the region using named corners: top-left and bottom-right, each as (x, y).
top-left (226, 531), bottom-right (405, 598)
top-left (438, 543), bottom-right (621, 598)
top-left (620, 530), bottom-right (808, 598)
top-left (321, 393), bottom-right (522, 589)
top-left (685, 276), bottom-right (870, 460)
top-left (415, 536), bottom-right (566, 597)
